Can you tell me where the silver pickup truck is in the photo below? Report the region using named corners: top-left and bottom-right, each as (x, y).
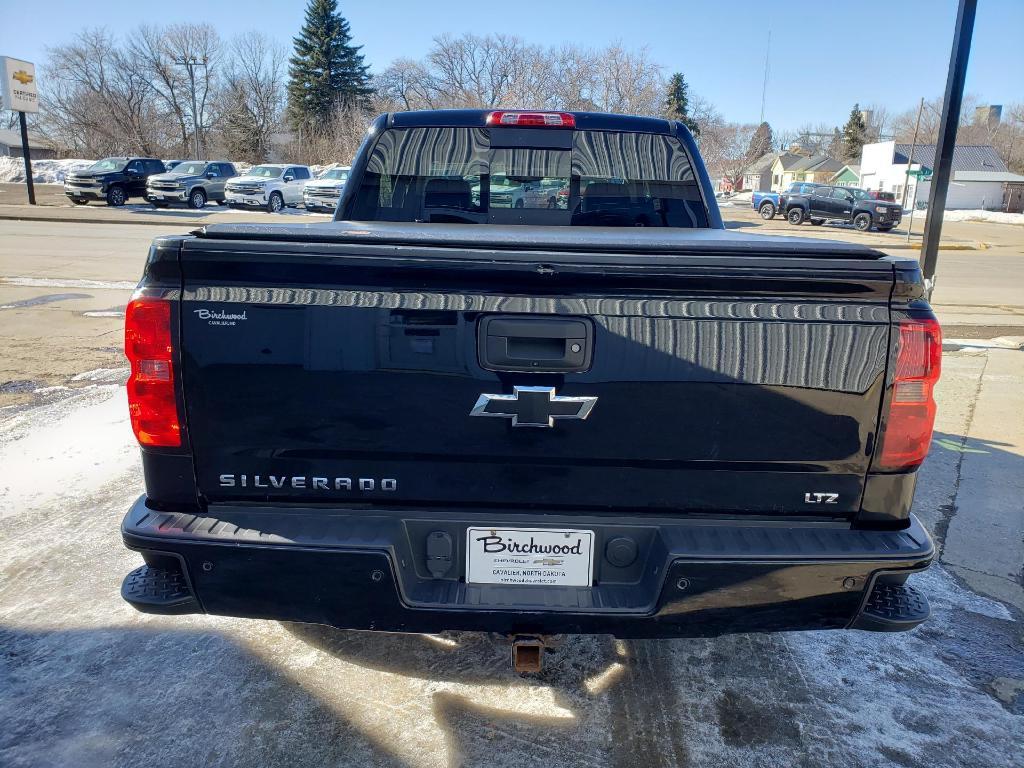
top-left (145, 161), bottom-right (238, 209)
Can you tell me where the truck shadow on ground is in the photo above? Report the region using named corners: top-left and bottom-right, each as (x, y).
top-left (284, 622), bottom-right (815, 767)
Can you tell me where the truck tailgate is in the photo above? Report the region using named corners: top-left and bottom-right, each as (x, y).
top-left (178, 225), bottom-right (894, 516)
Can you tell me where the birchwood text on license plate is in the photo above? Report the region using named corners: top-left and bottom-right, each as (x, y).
top-left (465, 527), bottom-right (594, 587)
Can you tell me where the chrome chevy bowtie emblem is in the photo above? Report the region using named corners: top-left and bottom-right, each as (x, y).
top-left (470, 386), bottom-right (597, 428)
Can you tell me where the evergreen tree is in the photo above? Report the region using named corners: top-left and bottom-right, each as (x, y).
top-left (841, 104), bottom-right (867, 163)
top-left (663, 72), bottom-right (700, 137)
top-left (287, 0), bottom-right (372, 130)
top-left (745, 121), bottom-right (774, 161)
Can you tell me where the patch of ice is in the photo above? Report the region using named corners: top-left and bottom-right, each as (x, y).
top-left (82, 310), bottom-right (125, 318)
top-left (1, 277), bottom-right (137, 291)
top-left (71, 367), bottom-right (129, 383)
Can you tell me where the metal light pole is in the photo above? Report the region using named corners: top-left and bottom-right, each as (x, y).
top-left (173, 57), bottom-right (207, 159)
top-left (921, 0), bottom-right (978, 299)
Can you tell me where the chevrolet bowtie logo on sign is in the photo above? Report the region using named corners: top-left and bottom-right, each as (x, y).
top-left (12, 70), bottom-right (33, 85)
top-left (470, 386), bottom-right (597, 428)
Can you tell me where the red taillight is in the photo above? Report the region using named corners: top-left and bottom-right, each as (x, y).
top-left (875, 317), bottom-right (942, 471)
top-left (486, 111), bottom-right (575, 128)
top-left (125, 296), bottom-right (181, 447)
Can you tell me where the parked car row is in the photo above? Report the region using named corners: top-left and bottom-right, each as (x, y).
top-left (62, 157), bottom-right (351, 214)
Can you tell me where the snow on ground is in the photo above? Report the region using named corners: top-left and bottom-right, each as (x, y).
top-left (0, 157), bottom-right (93, 184)
top-left (929, 209), bottom-right (1024, 225)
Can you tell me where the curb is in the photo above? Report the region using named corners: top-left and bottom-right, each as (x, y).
top-left (0, 211), bottom-right (213, 227)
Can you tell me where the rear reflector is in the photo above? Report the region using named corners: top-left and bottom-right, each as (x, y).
top-left (125, 297), bottom-right (181, 447)
top-left (875, 317), bottom-right (942, 471)
top-left (486, 111), bottom-right (575, 128)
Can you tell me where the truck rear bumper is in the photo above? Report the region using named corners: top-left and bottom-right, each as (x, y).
top-left (120, 496), bottom-right (934, 638)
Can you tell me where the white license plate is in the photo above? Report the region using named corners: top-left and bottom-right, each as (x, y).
top-left (465, 527), bottom-right (594, 587)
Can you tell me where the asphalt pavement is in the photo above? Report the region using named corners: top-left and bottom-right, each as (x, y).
top-left (1, 216), bottom-right (1022, 767)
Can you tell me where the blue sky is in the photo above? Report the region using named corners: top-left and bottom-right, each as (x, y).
top-left (3, 0), bottom-right (1022, 131)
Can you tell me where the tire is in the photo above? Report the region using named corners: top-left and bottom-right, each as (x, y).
top-left (188, 188), bottom-right (207, 209)
top-left (514, 198), bottom-right (524, 209)
top-left (787, 207), bottom-right (805, 225)
top-left (758, 201), bottom-right (776, 220)
top-left (267, 192), bottom-right (284, 213)
top-left (810, 218), bottom-right (825, 226)
top-left (853, 212), bottom-right (873, 232)
top-left (105, 185), bottom-right (127, 207)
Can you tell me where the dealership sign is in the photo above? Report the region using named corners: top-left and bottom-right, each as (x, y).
top-left (1, 57), bottom-right (39, 113)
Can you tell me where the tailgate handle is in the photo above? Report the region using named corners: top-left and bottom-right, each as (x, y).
top-left (478, 315), bottom-right (593, 372)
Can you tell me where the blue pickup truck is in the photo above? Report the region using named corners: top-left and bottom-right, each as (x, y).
top-left (752, 181), bottom-right (823, 219)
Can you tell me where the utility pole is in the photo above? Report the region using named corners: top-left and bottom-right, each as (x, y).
top-left (921, 0), bottom-right (977, 299)
top-left (173, 57), bottom-right (207, 159)
top-left (759, 30), bottom-right (771, 124)
top-left (903, 97), bottom-right (924, 243)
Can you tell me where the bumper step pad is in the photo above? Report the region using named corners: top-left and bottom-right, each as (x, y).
top-left (853, 582), bottom-right (930, 632)
top-left (121, 565), bottom-right (201, 615)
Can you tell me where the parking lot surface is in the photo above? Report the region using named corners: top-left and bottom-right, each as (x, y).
top-left (1, 216), bottom-right (1022, 767)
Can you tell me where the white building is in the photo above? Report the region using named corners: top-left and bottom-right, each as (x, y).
top-left (860, 141), bottom-right (1024, 211)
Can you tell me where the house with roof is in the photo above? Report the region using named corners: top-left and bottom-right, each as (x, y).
top-left (831, 164), bottom-right (861, 187)
top-left (0, 127), bottom-right (57, 160)
top-left (769, 153), bottom-right (843, 191)
top-left (742, 152), bottom-right (777, 192)
top-left (860, 140), bottom-right (1024, 210)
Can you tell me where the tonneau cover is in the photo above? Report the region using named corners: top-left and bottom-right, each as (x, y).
top-left (195, 220), bottom-right (887, 260)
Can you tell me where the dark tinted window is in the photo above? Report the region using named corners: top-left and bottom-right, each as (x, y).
top-left (812, 187), bottom-right (831, 198)
top-left (146, 160), bottom-right (165, 174)
top-left (348, 126), bottom-right (707, 227)
top-left (126, 160), bottom-right (143, 174)
top-left (221, 164), bottom-right (237, 176)
top-left (293, 167), bottom-right (311, 180)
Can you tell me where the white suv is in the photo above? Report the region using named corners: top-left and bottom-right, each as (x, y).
top-left (224, 164), bottom-right (312, 213)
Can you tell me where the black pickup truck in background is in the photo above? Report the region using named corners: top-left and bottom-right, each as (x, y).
top-left (64, 157), bottom-right (166, 206)
top-left (786, 185), bottom-right (904, 232)
top-left (120, 110), bottom-right (939, 663)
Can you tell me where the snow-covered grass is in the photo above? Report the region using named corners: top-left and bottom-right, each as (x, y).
top-left (0, 157), bottom-right (94, 184)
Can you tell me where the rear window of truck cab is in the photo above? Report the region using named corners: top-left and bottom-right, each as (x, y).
top-left (348, 126), bottom-right (708, 227)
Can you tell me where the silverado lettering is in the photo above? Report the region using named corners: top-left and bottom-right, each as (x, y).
top-left (218, 474), bottom-right (397, 491)
top-left (120, 109), bottom-right (939, 652)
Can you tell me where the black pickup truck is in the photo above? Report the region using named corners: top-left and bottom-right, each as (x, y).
top-left (120, 110), bottom-right (939, 661)
top-left (786, 185), bottom-right (904, 232)
top-left (64, 157), bottom-right (166, 206)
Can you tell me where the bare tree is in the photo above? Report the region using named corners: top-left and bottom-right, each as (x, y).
top-left (215, 33), bottom-right (287, 162)
top-left (288, 104), bottom-right (374, 166)
top-left (42, 28), bottom-right (168, 156)
top-left (699, 122), bottom-right (758, 188)
top-left (374, 58), bottom-right (440, 111)
top-left (591, 44), bottom-right (663, 115)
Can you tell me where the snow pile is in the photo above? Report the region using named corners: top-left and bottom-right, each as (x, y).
top-left (0, 157), bottom-right (94, 184)
top-left (937, 209), bottom-right (1024, 226)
